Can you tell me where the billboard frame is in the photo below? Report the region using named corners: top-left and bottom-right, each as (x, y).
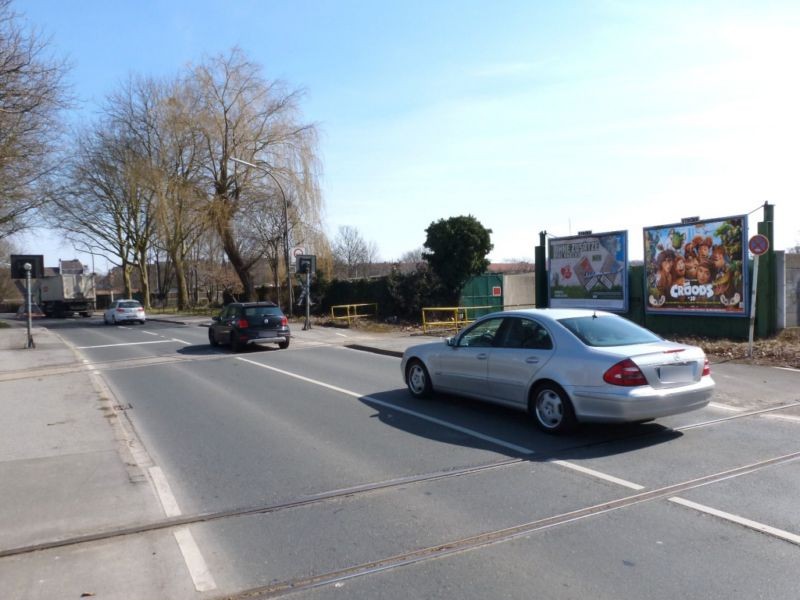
top-left (643, 214), bottom-right (748, 317)
top-left (548, 230), bottom-right (629, 311)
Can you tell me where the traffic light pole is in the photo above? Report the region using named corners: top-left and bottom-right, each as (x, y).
top-left (303, 269), bottom-right (312, 330)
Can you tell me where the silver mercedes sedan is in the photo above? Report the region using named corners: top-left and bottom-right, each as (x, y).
top-left (401, 308), bottom-right (714, 434)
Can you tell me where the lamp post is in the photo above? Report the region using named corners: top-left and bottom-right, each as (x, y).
top-left (230, 156), bottom-right (293, 314)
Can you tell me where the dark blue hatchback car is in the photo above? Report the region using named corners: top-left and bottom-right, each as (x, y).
top-left (208, 302), bottom-right (291, 352)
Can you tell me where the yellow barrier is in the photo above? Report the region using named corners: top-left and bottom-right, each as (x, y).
top-left (331, 303), bottom-right (378, 325)
top-left (421, 305), bottom-right (493, 334)
top-left (421, 304), bottom-right (536, 334)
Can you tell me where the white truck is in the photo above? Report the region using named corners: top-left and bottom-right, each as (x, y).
top-left (33, 260), bottom-right (97, 318)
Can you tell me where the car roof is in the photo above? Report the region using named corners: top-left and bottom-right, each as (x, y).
top-left (489, 308), bottom-right (617, 322)
top-left (231, 301), bottom-right (279, 307)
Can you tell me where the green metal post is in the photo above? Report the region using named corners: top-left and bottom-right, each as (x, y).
top-left (756, 202), bottom-right (775, 337)
top-left (535, 231), bottom-right (548, 307)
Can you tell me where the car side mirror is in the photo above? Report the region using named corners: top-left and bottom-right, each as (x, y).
top-left (445, 336), bottom-right (455, 347)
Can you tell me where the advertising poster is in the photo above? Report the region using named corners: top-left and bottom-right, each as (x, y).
top-left (549, 231), bottom-right (628, 311)
top-left (643, 215), bottom-right (747, 316)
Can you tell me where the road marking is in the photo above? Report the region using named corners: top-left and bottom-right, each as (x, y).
top-left (549, 460), bottom-right (645, 490)
top-left (143, 331), bottom-right (159, 336)
top-left (149, 467), bottom-right (217, 591)
top-left (708, 402), bottom-right (744, 412)
top-left (171, 338), bottom-right (191, 345)
top-left (77, 340), bottom-right (177, 349)
top-left (173, 528), bottom-right (218, 592)
top-left (335, 332), bottom-right (348, 338)
top-left (235, 357), bottom-right (535, 456)
top-left (669, 497), bottom-right (800, 546)
top-left (149, 467), bottom-right (182, 518)
top-left (775, 366), bottom-right (800, 373)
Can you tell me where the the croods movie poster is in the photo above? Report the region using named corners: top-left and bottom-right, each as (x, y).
top-left (644, 215), bottom-right (747, 316)
top-left (549, 231), bottom-right (628, 311)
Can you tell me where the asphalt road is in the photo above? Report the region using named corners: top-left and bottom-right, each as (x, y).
top-left (27, 318), bottom-right (800, 598)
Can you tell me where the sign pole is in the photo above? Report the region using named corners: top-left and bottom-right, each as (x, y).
top-left (747, 255), bottom-right (759, 358)
top-left (746, 233), bottom-right (769, 358)
top-left (24, 262), bottom-right (34, 349)
top-left (304, 269), bottom-right (311, 330)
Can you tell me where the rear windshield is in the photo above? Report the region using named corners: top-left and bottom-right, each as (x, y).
top-left (244, 306), bottom-right (283, 318)
top-left (558, 315), bottom-right (661, 347)
top-left (120, 301), bottom-right (141, 308)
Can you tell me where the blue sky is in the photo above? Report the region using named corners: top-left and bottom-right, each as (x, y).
top-left (17, 0), bottom-right (800, 270)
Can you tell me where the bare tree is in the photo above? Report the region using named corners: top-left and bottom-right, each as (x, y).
top-left (0, 0), bottom-right (70, 239)
top-left (191, 48), bottom-right (321, 304)
top-left (332, 225), bottom-right (378, 279)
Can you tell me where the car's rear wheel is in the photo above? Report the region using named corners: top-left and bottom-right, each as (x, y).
top-left (406, 359), bottom-right (432, 398)
top-left (208, 328), bottom-right (218, 347)
top-left (279, 339), bottom-right (290, 350)
top-left (230, 332), bottom-right (242, 353)
top-left (530, 382), bottom-right (576, 434)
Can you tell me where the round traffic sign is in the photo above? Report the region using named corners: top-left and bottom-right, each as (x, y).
top-left (748, 234), bottom-right (769, 256)
top-left (291, 247), bottom-right (306, 258)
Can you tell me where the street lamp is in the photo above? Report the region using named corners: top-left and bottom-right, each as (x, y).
top-left (230, 156), bottom-right (293, 314)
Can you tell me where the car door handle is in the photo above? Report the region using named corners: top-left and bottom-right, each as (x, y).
top-left (476, 353), bottom-right (488, 360)
top-left (525, 357), bottom-right (540, 364)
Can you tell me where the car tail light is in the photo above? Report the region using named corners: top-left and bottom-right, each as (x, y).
top-left (116, 308), bottom-right (125, 312)
top-left (603, 359), bottom-right (648, 386)
top-left (280, 316), bottom-right (288, 327)
top-left (236, 318), bottom-right (249, 328)
top-left (702, 358), bottom-right (711, 377)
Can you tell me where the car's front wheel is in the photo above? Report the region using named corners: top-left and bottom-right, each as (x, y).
top-left (406, 359), bottom-right (432, 398)
top-left (530, 382), bottom-right (576, 434)
top-left (208, 328), bottom-right (219, 347)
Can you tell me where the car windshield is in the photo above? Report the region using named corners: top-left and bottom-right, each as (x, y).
top-left (244, 306), bottom-right (283, 318)
top-left (119, 301), bottom-right (141, 309)
top-left (558, 315), bottom-right (661, 347)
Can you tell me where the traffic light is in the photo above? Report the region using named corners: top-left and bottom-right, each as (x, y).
top-left (296, 254), bottom-right (316, 275)
top-left (10, 255), bottom-right (44, 279)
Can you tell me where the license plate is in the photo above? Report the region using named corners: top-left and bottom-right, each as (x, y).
top-left (657, 365), bottom-right (694, 383)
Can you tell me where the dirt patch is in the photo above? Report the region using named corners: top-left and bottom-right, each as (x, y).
top-left (670, 328), bottom-right (800, 369)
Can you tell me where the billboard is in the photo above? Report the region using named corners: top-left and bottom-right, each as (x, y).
top-left (548, 231), bottom-right (628, 311)
top-left (643, 215), bottom-right (747, 316)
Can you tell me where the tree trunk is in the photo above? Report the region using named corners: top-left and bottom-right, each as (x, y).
top-left (218, 221), bottom-right (254, 300)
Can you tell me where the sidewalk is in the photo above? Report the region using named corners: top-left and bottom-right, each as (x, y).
top-left (0, 323), bottom-right (204, 599)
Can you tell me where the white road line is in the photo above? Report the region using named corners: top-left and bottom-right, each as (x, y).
top-left (149, 467), bottom-right (217, 591)
top-left (549, 460), bottom-right (645, 490)
top-left (171, 338), bottom-right (191, 345)
top-left (775, 366), bottom-right (800, 373)
top-left (235, 357), bottom-right (535, 456)
top-left (173, 528), bottom-right (218, 592)
top-left (669, 497), bottom-right (800, 546)
top-left (77, 340), bottom-right (176, 349)
top-left (335, 332), bottom-right (348, 337)
top-left (149, 466), bottom-right (182, 518)
top-left (143, 331), bottom-right (159, 336)
top-left (708, 402), bottom-right (744, 412)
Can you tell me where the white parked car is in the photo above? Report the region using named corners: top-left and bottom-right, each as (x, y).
top-left (103, 299), bottom-right (146, 325)
top-left (401, 308), bottom-right (714, 434)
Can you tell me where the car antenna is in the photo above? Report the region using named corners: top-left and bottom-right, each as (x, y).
top-left (592, 310), bottom-right (598, 319)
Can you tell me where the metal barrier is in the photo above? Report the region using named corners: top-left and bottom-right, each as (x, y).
top-left (421, 305), bottom-right (492, 334)
top-left (330, 303), bottom-right (378, 325)
top-left (421, 303), bottom-right (536, 335)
